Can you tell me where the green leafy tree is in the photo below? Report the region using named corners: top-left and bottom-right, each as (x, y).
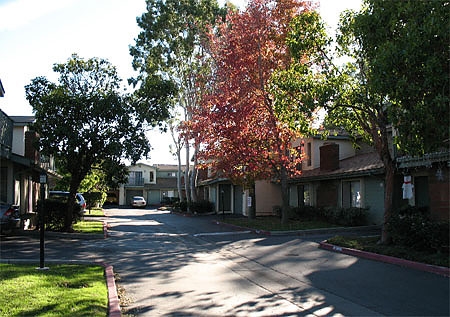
top-left (129, 0), bottom-right (226, 205)
top-left (25, 54), bottom-right (171, 231)
top-left (271, 1), bottom-right (449, 242)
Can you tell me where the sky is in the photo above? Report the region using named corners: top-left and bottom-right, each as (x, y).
top-left (0, 0), bottom-right (361, 164)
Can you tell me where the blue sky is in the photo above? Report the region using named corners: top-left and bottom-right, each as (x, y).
top-left (0, 0), bottom-right (361, 163)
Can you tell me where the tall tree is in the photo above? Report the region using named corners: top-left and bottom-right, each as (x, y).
top-left (271, 1), bottom-right (449, 242)
top-left (190, 0), bottom-right (312, 222)
top-left (129, 0), bottom-right (226, 205)
top-left (25, 54), bottom-right (171, 231)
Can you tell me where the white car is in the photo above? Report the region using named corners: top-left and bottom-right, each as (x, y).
top-left (131, 196), bottom-right (146, 208)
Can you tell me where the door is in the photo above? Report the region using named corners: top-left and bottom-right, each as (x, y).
top-left (218, 184), bottom-right (232, 213)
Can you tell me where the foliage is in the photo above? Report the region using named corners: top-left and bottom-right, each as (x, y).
top-left (25, 54), bottom-right (166, 231)
top-left (38, 199), bottom-right (82, 232)
top-left (177, 200), bottom-right (214, 214)
top-left (83, 191), bottom-right (106, 209)
top-left (289, 205), bottom-right (368, 226)
top-left (271, 2), bottom-right (449, 241)
top-left (0, 264), bottom-right (107, 316)
top-left (222, 216), bottom-right (337, 232)
top-left (130, 0), bottom-right (226, 204)
top-left (340, 0), bottom-right (449, 155)
top-left (327, 235), bottom-right (449, 268)
top-left (189, 0), bottom-right (313, 222)
top-left (387, 206), bottom-right (449, 252)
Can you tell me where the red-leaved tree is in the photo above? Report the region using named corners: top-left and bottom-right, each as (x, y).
top-left (187, 0), bottom-right (314, 222)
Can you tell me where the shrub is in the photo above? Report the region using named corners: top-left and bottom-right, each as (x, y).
top-left (190, 200), bottom-right (214, 214)
top-left (175, 200), bottom-right (214, 214)
top-left (321, 206), bottom-right (368, 226)
top-left (290, 206), bottom-right (321, 220)
top-left (387, 206), bottom-right (446, 251)
top-left (37, 199), bottom-right (82, 232)
top-left (83, 192), bottom-right (106, 209)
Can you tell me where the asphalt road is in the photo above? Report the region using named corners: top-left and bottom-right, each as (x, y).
top-left (1, 207), bottom-right (449, 316)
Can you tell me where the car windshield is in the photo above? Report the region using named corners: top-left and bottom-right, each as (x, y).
top-left (133, 197), bottom-right (144, 200)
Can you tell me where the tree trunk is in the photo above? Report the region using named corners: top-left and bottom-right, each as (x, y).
top-left (184, 139), bottom-right (191, 210)
top-left (280, 164), bottom-right (290, 224)
top-left (64, 176), bottom-right (82, 232)
top-left (381, 160), bottom-right (395, 244)
top-left (190, 143), bottom-right (199, 202)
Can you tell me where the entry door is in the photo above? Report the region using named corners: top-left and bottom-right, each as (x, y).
top-left (219, 184), bottom-right (232, 212)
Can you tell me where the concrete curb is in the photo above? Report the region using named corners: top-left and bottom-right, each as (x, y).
top-left (319, 240), bottom-right (450, 277)
top-left (210, 218), bottom-right (449, 277)
top-left (3, 220), bottom-right (121, 316)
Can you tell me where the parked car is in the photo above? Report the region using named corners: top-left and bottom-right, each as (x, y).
top-left (49, 191), bottom-right (87, 211)
top-left (0, 202), bottom-right (20, 234)
top-left (131, 196), bottom-right (146, 208)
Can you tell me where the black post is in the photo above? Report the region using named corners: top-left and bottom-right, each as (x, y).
top-left (38, 173), bottom-right (48, 270)
top-left (221, 189), bottom-right (225, 220)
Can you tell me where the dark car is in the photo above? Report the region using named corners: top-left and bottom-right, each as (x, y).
top-left (0, 202), bottom-right (20, 234)
top-left (49, 191), bottom-right (87, 212)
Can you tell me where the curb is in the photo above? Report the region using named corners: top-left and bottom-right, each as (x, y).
top-left (0, 259), bottom-right (122, 316)
top-left (319, 240), bottom-right (450, 277)
top-left (210, 219), bottom-right (448, 277)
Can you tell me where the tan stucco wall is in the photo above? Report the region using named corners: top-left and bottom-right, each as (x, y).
top-left (255, 180), bottom-right (282, 216)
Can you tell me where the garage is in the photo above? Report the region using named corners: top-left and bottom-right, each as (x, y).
top-left (126, 190), bottom-right (144, 206)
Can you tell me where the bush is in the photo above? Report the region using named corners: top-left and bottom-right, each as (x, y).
top-left (175, 200), bottom-right (214, 214)
top-left (83, 192), bottom-right (106, 209)
top-left (387, 206), bottom-right (448, 251)
top-left (190, 200), bottom-right (214, 214)
top-left (289, 206), bottom-right (320, 220)
top-left (321, 206), bottom-right (368, 226)
top-left (37, 199), bottom-right (82, 232)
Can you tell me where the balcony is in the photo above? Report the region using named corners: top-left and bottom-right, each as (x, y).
top-left (127, 177), bottom-right (144, 187)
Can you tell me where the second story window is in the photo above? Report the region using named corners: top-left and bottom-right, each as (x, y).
top-left (150, 171), bottom-right (154, 182)
top-left (129, 171), bottom-right (144, 186)
top-left (306, 142), bottom-right (312, 166)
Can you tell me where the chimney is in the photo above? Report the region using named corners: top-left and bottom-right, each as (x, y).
top-left (25, 131), bottom-right (39, 163)
top-left (320, 143), bottom-right (339, 171)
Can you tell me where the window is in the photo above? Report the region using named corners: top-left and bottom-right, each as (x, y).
top-left (129, 171), bottom-right (143, 186)
top-left (149, 171), bottom-right (154, 182)
top-left (342, 180), bottom-right (361, 208)
top-left (167, 172), bottom-right (176, 177)
top-left (306, 142), bottom-right (312, 166)
top-left (297, 184), bottom-right (311, 206)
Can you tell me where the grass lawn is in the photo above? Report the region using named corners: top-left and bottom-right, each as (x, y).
top-left (327, 235), bottom-right (450, 268)
top-left (221, 216), bottom-right (338, 231)
top-left (73, 220), bottom-right (104, 234)
top-left (0, 264), bottom-right (107, 316)
top-left (83, 207), bottom-right (105, 217)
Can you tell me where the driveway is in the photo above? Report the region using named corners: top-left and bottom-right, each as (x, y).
top-left (1, 207), bottom-right (449, 316)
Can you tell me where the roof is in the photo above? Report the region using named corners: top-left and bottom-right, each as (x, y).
top-left (290, 152), bottom-right (384, 183)
top-left (0, 79), bottom-right (4, 97)
top-left (10, 116), bottom-right (35, 125)
top-left (155, 164), bottom-right (190, 172)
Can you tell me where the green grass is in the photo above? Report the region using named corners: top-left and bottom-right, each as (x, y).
top-left (0, 264), bottom-right (108, 316)
top-left (73, 220), bottom-right (104, 234)
top-left (221, 216), bottom-right (338, 231)
top-left (327, 235), bottom-right (450, 268)
top-left (83, 207), bottom-right (105, 217)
